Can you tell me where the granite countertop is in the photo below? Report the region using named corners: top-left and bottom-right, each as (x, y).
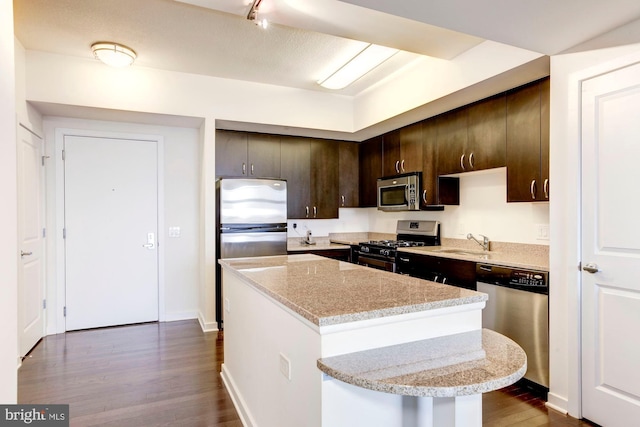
top-left (218, 254), bottom-right (487, 327)
top-left (399, 239), bottom-right (549, 271)
top-left (317, 329), bottom-right (526, 397)
top-left (287, 237), bottom-right (351, 252)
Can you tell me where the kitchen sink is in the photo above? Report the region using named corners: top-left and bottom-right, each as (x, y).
top-left (433, 248), bottom-right (491, 258)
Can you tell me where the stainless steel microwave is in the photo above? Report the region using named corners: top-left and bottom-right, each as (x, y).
top-left (377, 172), bottom-right (421, 211)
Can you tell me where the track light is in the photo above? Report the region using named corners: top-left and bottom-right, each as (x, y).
top-left (247, 0), bottom-right (268, 29)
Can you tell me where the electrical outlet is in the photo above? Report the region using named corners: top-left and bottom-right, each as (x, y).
top-left (168, 226), bottom-right (181, 238)
top-left (224, 298), bottom-right (231, 312)
top-left (279, 353), bottom-right (291, 380)
top-left (535, 224), bottom-right (550, 240)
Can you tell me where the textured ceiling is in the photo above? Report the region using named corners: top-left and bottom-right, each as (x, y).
top-left (12, 0), bottom-right (483, 96)
top-left (13, 0), bottom-right (640, 103)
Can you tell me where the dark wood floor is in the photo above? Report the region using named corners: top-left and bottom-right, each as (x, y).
top-left (19, 320), bottom-right (595, 427)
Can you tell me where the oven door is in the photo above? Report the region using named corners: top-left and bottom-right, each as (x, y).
top-left (355, 253), bottom-right (395, 272)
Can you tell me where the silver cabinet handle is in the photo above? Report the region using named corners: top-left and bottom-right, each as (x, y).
top-left (469, 152), bottom-right (475, 169)
top-left (401, 159), bottom-right (405, 173)
top-left (341, 195), bottom-right (345, 207)
top-left (250, 163), bottom-right (254, 175)
top-left (460, 154), bottom-right (466, 170)
top-left (305, 206), bottom-right (309, 218)
top-left (21, 251), bottom-right (33, 257)
top-left (242, 162), bottom-right (246, 175)
top-left (442, 277), bottom-right (447, 284)
top-left (530, 180), bottom-right (537, 200)
top-left (313, 206), bottom-right (317, 218)
top-left (544, 179), bottom-right (549, 199)
top-left (422, 189), bottom-right (427, 204)
top-left (583, 263), bottom-right (599, 274)
top-left (395, 160), bottom-right (400, 174)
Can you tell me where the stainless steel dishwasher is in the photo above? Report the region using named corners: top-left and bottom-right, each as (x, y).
top-left (476, 263), bottom-right (549, 390)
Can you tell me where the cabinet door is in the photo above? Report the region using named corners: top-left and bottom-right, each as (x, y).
top-left (436, 108), bottom-right (468, 175)
top-left (467, 95), bottom-right (506, 171)
top-left (310, 139), bottom-right (339, 219)
top-left (382, 130), bottom-right (401, 176)
top-left (215, 130), bottom-right (247, 177)
top-left (247, 133), bottom-right (281, 178)
top-left (400, 122), bottom-right (423, 174)
top-left (540, 78), bottom-right (550, 200)
top-left (506, 81), bottom-right (542, 202)
top-left (358, 136), bottom-right (383, 207)
top-left (421, 120), bottom-right (438, 206)
top-left (338, 141), bottom-right (359, 207)
top-left (280, 137), bottom-right (311, 218)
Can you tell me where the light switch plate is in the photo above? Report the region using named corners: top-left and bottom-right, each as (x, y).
top-left (535, 224), bottom-right (549, 240)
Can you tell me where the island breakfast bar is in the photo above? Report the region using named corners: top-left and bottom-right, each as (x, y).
top-left (218, 254), bottom-right (523, 427)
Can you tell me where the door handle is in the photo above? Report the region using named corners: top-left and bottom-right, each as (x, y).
top-left (20, 251), bottom-right (33, 257)
top-left (530, 179), bottom-right (537, 200)
top-left (395, 160), bottom-right (400, 174)
top-left (460, 154), bottom-right (466, 170)
top-left (341, 195), bottom-right (345, 207)
top-left (143, 233), bottom-right (155, 249)
top-left (583, 263), bottom-right (599, 274)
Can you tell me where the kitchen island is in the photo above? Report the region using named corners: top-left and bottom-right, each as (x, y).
top-left (219, 254), bottom-right (521, 427)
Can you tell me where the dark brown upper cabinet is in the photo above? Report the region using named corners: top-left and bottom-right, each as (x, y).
top-left (422, 119), bottom-right (460, 207)
top-left (437, 95), bottom-right (506, 176)
top-left (280, 136), bottom-right (339, 219)
top-left (466, 94), bottom-right (507, 171)
top-left (506, 77), bottom-right (550, 202)
top-left (358, 136), bottom-right (383, 208)
top-left (215, 130), bottom-right (281, 178)
top-left (382, 122), bottom-right (423, 177)
top-left (338, 141), bottom-right (359, 208)
top-left (436, 108), bottom-right (468, 175)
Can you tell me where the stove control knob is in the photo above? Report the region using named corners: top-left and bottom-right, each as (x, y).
top-left (360, 246), bottom-right (369, 253)
top-left (381, 249), bottom-right (390, 256)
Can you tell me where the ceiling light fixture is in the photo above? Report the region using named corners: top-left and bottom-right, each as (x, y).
top-left (247, 0), bottom-right (268, 29)
top-left (91, 42), bottom-right (137, 67)
top-left (318, 44), bottom-right (399, 90)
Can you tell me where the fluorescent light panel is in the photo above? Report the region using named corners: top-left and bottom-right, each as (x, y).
top-left (318, 44), bottom-right (399, 90)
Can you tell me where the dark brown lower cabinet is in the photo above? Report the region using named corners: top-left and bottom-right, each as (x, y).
top-left (396, 252), bottom-right (476, 290)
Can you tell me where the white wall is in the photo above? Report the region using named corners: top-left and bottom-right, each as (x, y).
top-left (1, 0), bottom-right (18, 403)
top-left (549, 42), bottom-right (640, 417)
top-left (42, 117), bottom-right (201, 333)
top-left (296, 168), bottom-right (549, 245)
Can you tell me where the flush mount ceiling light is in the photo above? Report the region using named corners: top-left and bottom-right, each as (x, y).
top-left (247, 0), bottom-right (268, 29)
top-left (91, 42), bottom-right (137, 67)
top-left (318, 44), bottom-right (399, 90)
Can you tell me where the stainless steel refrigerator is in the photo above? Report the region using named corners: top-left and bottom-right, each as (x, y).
top-left (215, 178), bottom-right (287, 328)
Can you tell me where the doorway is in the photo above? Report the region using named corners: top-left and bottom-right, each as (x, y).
top-left (61, 132), bottom-right (163, 331)
top-left (580, 60), bottom-right (640, 426)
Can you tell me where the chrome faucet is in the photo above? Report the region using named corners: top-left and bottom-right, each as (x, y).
top-left (467, 233), bottom-right (490, 251)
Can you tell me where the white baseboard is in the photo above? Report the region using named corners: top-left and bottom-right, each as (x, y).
top-left (545, 392), bottom-right (569, 415)
top-left (221, 364), bottom-right (254, 427)
top-left (197, 312), bottom-right (219, 333)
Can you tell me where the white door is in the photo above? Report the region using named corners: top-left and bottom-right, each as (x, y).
top-left (581, 61), bottom-right (640, 426)
top-left (17, 126), bottom-right (45, 357)
top-left (64, 135), bottom-right (159, 331)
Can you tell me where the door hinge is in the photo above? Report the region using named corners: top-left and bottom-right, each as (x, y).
top-left (63, 228), bottom-right (66, 239)
top-left (43, 299), bottom-right (46, 309)
top-left (63, 306), bottom-right (66, 317)
top-left (62, 149), bottom-right (65, 161)
top-left (41, 155), bottom-right (50, 166)
top-left (578, 261), bottom-right (582, 271)
top-left (42, 228), bottom-right (46, 238)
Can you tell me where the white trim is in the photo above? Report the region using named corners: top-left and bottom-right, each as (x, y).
top-left (53, 127), bottom-right (166, 333)
top-left (546, 393), bottom-right (569, 415)
top-left (198, 311), bottom-right (219, 333)
top-left (221, 364), bottom-right (256, 427)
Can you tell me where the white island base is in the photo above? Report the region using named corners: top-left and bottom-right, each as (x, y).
top-left (219, 255), bottom-right (502, 427)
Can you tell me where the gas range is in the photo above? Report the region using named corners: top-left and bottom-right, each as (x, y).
top-left (353, 220), bottom-right (440, 272)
